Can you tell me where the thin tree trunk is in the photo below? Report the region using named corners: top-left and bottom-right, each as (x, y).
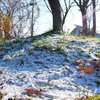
top-left (92, 0), bottom-right (96, 36)
top-left (81, 9), bottom-right (88, 36)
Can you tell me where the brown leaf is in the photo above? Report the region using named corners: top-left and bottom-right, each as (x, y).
top-left (83, 66), bottom-right (94, 74)
top-left (73, 58), bottom-right (89, 66)
top-left (78, 66), bottom-right (84, 71)
top-left (73, 58), bottom-right (82, 66)
top-left (25, 88), bottom-right (42, 96)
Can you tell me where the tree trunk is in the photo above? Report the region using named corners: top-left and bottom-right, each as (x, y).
top-left (74, 0), bottom-right (90, 36)
top-left (48, 0), bottom-right (63, 31)
top-left (0, 14), bottom-right (3, 39)
top-left (92, 0), bottom-right (96, 36)
top-left (81, 8), bottom-right (88, 36)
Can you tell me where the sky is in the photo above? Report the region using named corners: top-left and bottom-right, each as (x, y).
top-left (32, 0), bottom-right (100, 36)
top-left (1, 0), bottom-right (100, 36)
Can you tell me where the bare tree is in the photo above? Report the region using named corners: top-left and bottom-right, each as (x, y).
top-left (74, 0), bottom-right (90, 36)
top-left (30, 0), bottom-right (40, 37)
top-left (62, 0), bottom-right (74, 26)
top-left (0, 0), bottom-right (40, 39)
top-left (44, 0), bottom-right (74, 32)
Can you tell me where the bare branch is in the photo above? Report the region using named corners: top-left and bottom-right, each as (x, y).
top-left (43, 0), bottom-right (52, 13)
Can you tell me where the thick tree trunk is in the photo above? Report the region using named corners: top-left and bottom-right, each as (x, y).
top-left (48, 0), bottom-right (63, 31)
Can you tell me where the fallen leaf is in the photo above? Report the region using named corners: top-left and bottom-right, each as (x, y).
top-left (78, 67), bottom-right (84, 71)
top-left (78, 64), bottom-right (84, 71)
top-left (83, 66), bottom-right (94, 74)
top-left (25, 88), bottom-right (42, 96)
top-left (84, 59), bottom-right (89, 62)
top-left (73, 58), bottom-right (82, 66)
top-left (73, 58), bottom-right (89, 66)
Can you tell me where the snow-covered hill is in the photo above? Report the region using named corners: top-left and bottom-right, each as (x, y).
top-left (0, 34), bottom-right (100, 100)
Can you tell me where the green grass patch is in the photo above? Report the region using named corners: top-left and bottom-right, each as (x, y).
top-left (77, 94), bottom-right (100, 100)
top-left (95, 53), bottom-right (100, 57)
top-left (34, 37), bottom-right (52, 49)
top-left (69, 33), bottom-right (100, 40)
top-left (0, 39), bottom-right (6, 44)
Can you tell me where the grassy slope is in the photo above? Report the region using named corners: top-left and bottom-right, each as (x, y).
top-left (0, 32), bottom-right (100, 100)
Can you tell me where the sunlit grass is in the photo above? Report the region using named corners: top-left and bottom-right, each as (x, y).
top-left (68, 33), bottom-right (100, 40)
top-left (76, 94), bottom-right (100, 100)
top-left (0, 39), bottom-right (6, 44)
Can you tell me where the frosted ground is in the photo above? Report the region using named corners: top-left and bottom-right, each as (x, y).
top-left (0, 34), bottom-right (100, 100)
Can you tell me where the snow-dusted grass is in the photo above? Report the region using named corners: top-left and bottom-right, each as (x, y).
top-left (0, 34), bottom-right (100, 100)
